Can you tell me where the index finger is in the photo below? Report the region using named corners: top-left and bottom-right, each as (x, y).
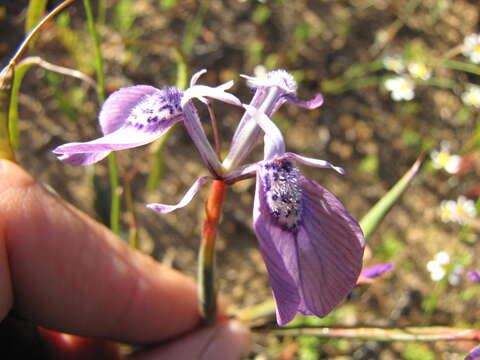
top-left (0, 160), bottom-right (203, 344)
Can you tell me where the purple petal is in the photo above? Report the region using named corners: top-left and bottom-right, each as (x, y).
top-left (53, 87), bottom-right (184, 164)
top-left (285, 93), bottom-right (324, 109)
top-left (242, 104), bottom-right (285, 160)
top-left (468, 270), bottom-right (480, 283)
top-left (53, 114), bottom-right (182, 154)
top-left (99, 85), bottom-right (164, 135)
top-left (466, 345), bottom-right (480, 360)
top-left (147, 176), bottom-right (211, 214)
top-left (285, 152), bottom-right (345, 174)
top-left (57, 151), bottom-right (110, 166)
top-left (253, 158), bottom-right (365, 325)
top-left (360, 263), bottom-right (394, 279)
top-left (253, 170), bottom-right (301, 325)
top-left (295, 176), bottom-right (365, 317)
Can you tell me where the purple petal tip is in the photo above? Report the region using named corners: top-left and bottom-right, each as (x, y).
top-left (467, 270), bottom-right (480, 283)
top-left (360, 263), bottom-right (395, 279)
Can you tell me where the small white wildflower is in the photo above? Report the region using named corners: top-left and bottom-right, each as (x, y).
top-left (427, 260), bottom-right (446, 281)
top-left (448, 264), bottom-right (464, 286)
top-left (430, 141), bottom-right (461, 174)
top-left (382, 55), bottom-right (405, 74)
top-left (434, 251), bottom-right (450, 265)
top-left (407, 62), bottom-right (432, 80)
top-left (461, 85), bottom-right (480, 108)
top-left (439, 200), bottom-right (458, 223)
top-left (462, 33), bottom-right (480, 64)
top-left (439, 196), bottom-right (477, 224)
top-left (456, 195), bottom-right (477, 220)
top-left (384, 76), bottom-right (415, 101)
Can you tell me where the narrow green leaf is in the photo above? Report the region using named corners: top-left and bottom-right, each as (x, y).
top-left (25, 0), bottom-right (48, 47)
top-left (359, 154), bottom-right (424, 239)
top-left (0, 66), bottom-right (15, 161)
top-left (8, 61), bottom-right (36, 149)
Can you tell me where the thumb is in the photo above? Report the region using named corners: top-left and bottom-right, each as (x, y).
top-left (130, 320), bottom-right (251, 360)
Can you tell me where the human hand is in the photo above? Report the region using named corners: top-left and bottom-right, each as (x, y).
top-left (0, 160), bottom-right (250, 359)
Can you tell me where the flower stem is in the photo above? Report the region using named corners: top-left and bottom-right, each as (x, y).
top-left (198, 180), bottom-right (227, 325)
top-left (83, 0), bottom-right (121, 235)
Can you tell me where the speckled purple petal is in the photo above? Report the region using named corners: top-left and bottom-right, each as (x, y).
top-left (53, 86), bottom-right (184, 165)
top-left (360, 263), bottom-right (394, 279)
top-left (57, 151), bottom-right (110, 166)
top-left (99, 85), bottom-right (163, 135)
top-left (253, 159), bottom-right (365, 325)
top-left (467, 270), bottom-right (480, 283)
top-left (284, 93), bottom-right (324, 109)
top-left (295, 176), bottom-right (365, 317)
top-left (253, 170), bottom-right (301, 325)
top-left (147, 176), bottom-right (210, 214)
top-left (466, 345), bottom-right (480, 360)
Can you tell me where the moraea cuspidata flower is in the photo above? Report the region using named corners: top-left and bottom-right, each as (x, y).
top-left (56, 68), bottom-right (365, 326)
top-left (53, 70), bottom-right (241, 176)
top-left (149, 102), bottom-right (365, 325)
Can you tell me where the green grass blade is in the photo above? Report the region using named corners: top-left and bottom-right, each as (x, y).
top-left (0, 67), bottom-right (15, 161)
top-left (8, 61), bottom-right (36, 149)
top-left (83, 0), bottom-right (121, 235)
top-left (25, 0), bottom-right (48, 47)
top-left (360, 154), bottom-right (424, 239)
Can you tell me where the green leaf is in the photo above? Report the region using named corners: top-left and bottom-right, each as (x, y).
top-left (360, 154), bottom-right (424, 239)
top-left (0, 66), bottom-right (15, 161)
top-left (25, 0), bottom-right (48, 47)
top-left (8, 61), bottom-right (36, 149)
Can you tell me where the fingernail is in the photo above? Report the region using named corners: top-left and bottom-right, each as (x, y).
top-left (201, 321), bottom-right (251, 360)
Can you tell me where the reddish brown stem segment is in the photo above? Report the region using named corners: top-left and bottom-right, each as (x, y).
top-left (198, 180), bottom-right (228, 325)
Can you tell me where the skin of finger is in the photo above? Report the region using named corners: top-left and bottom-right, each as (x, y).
top-left (129, 320), bottom-right (251, 360)
top-left (0, 160), bottom-right (203, 344)
top-left (0, 216), bottom-right (13, 321)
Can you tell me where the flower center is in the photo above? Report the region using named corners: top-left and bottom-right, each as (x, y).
top-left (126, 87), bottom-right (182, 130)
top-left (263, 158), bottom-right (302, 231)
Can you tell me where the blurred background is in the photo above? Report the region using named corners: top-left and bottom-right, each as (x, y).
top-left (1, 0), bottom-right (480, 358)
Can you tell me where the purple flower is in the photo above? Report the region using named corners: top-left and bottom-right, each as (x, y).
top-left (468, 270), bottom-right (480, 283)
top-left (466, 345), bottom-right (480, 360)
top-left (56, 68), bottom-right (365, 326)
top-left (360, 263), bottom-right (395, 279)
top-left (53, 70), bottom-right (241, 175)
top-left (149, 90), bottom-right (365, 325)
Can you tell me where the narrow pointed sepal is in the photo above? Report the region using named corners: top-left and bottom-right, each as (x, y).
top-left (285, 93), bottom-right (324, 109)
top-left (147, 176), bottom-right (211, 214)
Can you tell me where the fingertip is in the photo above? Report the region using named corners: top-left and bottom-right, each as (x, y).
top-left (0, 160), bottom-right (35, 189)
top-left (130, 320), bottom-right (251, 360)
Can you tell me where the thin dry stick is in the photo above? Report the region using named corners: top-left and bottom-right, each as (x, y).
top-left (2, 0), bottom-right (76, 71)
top-left (17, 56), bottom-right (96, 88)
